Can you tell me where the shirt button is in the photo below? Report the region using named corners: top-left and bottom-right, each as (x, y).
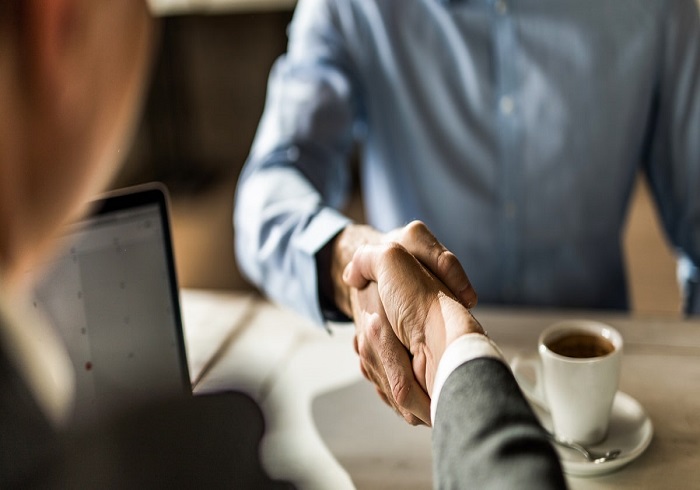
top-left (499, 95), bottom-right (514, 115)
top-left (495, 0), bottom-right (508, 14)
top-left (286, 145), bottom-right (300, 162)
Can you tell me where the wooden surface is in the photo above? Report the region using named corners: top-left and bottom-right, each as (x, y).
top-left (181, 290), bottom-right (700, 489)
top-left (149, 0), bottom-right (296, 15)
top-left (314, 309), bottom-right (700, 489)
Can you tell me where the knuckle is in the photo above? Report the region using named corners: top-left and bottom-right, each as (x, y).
top-left (436, 249), bottom-right (458, 275)
top-left (357, 341), bottom-right (372, 361)
top-left (366, 313), bottom-right (384, 341)
top-left (403, 220), bottom-right (427, 241)
top-left (382, 242), bottom-right (407, 263)
top-left (391, 375), bottom-right (412, 408)
top-left (356, 335), bottom-right (373, 361)
top-left (406, 415), bottom-right (422, 427)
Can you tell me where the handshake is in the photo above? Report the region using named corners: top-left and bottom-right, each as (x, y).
top-left (331, 221), bottom-right (485, 426)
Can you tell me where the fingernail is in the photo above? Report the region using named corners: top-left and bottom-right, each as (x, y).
top-left (458, 286), bottom-right (472, 303)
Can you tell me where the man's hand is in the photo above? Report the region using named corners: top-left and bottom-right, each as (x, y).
top-left (344, 242), bottom-right (485, 396)
top-left (349, 282), bottom-right (431, 425)
top-left (330, 221), bottom-right (477, 316)
top-left (329, 221), bottom-right (477, 425)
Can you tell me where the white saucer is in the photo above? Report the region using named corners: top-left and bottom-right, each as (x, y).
top-left (511, 359), bottom-right (654, 477)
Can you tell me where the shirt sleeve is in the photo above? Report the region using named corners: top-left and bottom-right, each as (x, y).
top-left (233, 0), bottom-right (361, 325)
top-left (430, 333), bottom-right (507, 425)
top-left (644, 0), bottom-right (700, 315)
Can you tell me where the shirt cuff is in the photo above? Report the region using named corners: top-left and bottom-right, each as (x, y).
top-left (430, 333), bottom-right (507, 425)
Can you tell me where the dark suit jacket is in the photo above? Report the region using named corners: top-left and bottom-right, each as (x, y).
top-left (432, 357), bottom-right (567, 489)
top-left (0, 334), bottom-right (294, 489)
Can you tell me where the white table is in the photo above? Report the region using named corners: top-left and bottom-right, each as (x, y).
top-left (181, 289), bottom-right (700, 489)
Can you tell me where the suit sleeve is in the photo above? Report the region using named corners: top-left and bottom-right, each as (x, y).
top-left (432, 358), bottom-right (567, 490)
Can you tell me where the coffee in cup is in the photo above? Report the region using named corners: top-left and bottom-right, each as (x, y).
top-left (545, 333), bottom-right (615, 359)
top-left (538, 320), bottom-right (623, 445)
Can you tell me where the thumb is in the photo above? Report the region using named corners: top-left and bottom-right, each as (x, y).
top-left (342, 244), bottom-right (376, 289)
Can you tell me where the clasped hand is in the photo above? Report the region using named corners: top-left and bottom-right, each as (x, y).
top-left (338, 221), bottom-right (478, 426)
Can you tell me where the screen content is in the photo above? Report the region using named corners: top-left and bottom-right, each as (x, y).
top-left (32, 203), bottom-right (187, 426)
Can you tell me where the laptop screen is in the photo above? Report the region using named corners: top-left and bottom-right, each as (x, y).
top-left (31, 185), bottom-right (191, 427)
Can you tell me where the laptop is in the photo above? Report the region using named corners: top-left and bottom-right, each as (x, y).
top-left (31, 184), bottom-right (191, 427)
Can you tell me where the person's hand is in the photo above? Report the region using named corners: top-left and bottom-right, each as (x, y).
top-left (348, 282), bottom-right (432, 424)
top-left (330, 221), bottom-right (477, 316)
top-left (329, 221), bottom-right (477, 425)
top-left (343, 242), bottom-right (485, 396)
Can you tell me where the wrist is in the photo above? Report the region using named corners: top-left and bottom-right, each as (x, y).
top-left (424, 293), bottom-right (485, 378)
top-left (442, 296), bottom-right (485, 345)
top-left (330, 224), bottom-right (382, 318)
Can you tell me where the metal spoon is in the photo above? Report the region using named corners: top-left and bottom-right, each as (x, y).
top-left (547, 433), bottom-right (622, 464)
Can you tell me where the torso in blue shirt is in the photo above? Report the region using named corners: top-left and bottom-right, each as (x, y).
top-left (236, 0), bottom-right (700, 321)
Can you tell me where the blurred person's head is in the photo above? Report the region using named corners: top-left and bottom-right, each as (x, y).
top-left (0, 0), bottom-right (153, 289)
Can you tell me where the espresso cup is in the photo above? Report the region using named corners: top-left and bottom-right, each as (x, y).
top-left (538, 320), bottom-right (623, 445)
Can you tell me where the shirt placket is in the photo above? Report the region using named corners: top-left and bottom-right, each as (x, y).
top-left (492, 0), bottom-right (520, 302)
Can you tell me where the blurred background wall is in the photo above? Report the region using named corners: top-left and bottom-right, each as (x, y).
top-left (116, 11), bottom-right (293, 292)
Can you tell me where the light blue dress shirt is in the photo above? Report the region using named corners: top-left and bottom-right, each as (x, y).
top-left (234, 0), bottom-right (700, 325)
